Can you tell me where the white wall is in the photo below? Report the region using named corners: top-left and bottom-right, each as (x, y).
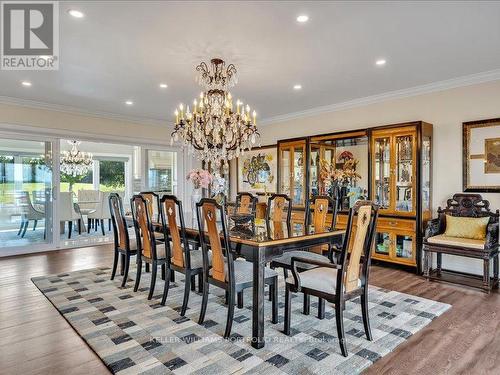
top-left (258, 80), bottom-right (500, 275)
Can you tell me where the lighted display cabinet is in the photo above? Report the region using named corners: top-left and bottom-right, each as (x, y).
top-left (277, 121), bottom-right (432, 272)
top-left (277, 139), bottom-right (308, 208)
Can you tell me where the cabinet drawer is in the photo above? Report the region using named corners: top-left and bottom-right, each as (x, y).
top-left (377, 217), bottom-right (415, 232)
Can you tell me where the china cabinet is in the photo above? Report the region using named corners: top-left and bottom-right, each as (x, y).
top-left (369, 122), bottom-right (433, 269)
top-left (277, 139), bottom-right (308, 208)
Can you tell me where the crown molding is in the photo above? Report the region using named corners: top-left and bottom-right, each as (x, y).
top-left (0, 95), bottom-right (168, 127)
top-left (260, 69), bottom-right (500, 126)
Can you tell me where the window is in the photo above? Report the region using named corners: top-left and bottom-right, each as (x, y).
top-left (147, 150), bottom-right (177, 193)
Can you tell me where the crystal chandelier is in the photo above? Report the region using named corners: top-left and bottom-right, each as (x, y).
top-left (170, 58), bottom-right (260, 167)
top-left (60, 140), bottom-right (93, 177)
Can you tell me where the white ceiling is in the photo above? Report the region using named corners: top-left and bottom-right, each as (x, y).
top-left (1, 1), bottom-right (500, 125)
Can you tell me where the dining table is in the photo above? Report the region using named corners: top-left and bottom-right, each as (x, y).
top-left (126, 214), bottom-right (345, 349)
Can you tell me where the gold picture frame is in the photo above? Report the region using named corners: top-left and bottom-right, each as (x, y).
top-left (463, 118), bottom-right (500, 192)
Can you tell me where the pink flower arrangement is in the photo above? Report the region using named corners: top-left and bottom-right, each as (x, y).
top-left (187, 169), bottom-right (213, 189)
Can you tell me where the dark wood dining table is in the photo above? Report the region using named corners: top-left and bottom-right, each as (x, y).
top-left (126, 215), bottom-right (345, 349)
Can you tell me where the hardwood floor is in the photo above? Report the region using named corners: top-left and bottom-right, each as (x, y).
top-left (0, 245), bottom-right (498, 374)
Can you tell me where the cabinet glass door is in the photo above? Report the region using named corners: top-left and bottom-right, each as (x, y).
top-left (395, 233), bottom-right (415, 262)
top-left (395, 134), bottom-right (414, 213)
top-left (310, 145), bottom-right (319, 197)
top-left (422, 136), bottom-right (431, 212)
top-left (374, 231), bottom-right (391, 256)
top-left (280, 148), bottom-right (291, 197)
top-left (292, 145), bottom-right (305, 205)
top-left (374, 137), bottom-right (391, 209)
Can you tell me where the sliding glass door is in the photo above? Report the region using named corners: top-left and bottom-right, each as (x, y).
top-left (0, 135), bottom-right (57, 255)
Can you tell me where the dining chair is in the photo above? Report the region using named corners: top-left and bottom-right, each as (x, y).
top-left (131, 194), bottom-right (167, 300)
top-left (159, 195), bottom-right (212, 313)
top-left (140, 191), bottom-right (165, 245)
top-left (109, 193), bottom-right (137, 287)
top-left (235, 192), bottom-right (258, 216)
top-left (17, 191), bottom-right (45, 238)
top-left (77, 189), bottom-right (99, 229)
top-left (196, 198), bottom-right (278, 338)
top-left (88, 192), bottom-right (112, 235)
top-left (59, 192), bottom-right (82, 239)
top-left (283, 201), bottom-right (379, 357)
top-left (271, 195), bottom-right (338, 318)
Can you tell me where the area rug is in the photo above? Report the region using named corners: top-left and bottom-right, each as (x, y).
top-left (32, 267), bottom-right (450, 374)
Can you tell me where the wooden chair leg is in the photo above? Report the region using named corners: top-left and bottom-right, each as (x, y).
top-left (87, 218), bottom-right (91, 232)
top-left (237, 291), bottom-right (244, 308)
top-left (120, 253), bottom-right (125, 275)
top-left (134, 258), bottom-right (142, 292)
top-left (271, 277), bottom-right (278, 324)
top-left (181, 272), bottom-right (191, 316)
top-left (108, 219), bottom-right (112, 231)
top-left (161, 264), bottom-right (165, 280)
top-left (361, 287), bottom-right (372, 341)
top-left (121, 255), bottom-right (130, 287)
top-left (284, 285), bottom-right (292, 335)
top-left (318, 297), bottom-right (325, 320)
top-left (436, 253), bottom-right (442, 276)
top-left (148, 262), bottom-right (157, 300)
top-left (68, 221), bottom-right (72, 239)
top-left (198, 280), bottom-right (209, 324)
top-left (161, 268), bottom-right (171, 305)
top-left (190, 275), bottom-right (196, 291)
top-left (77, 219), bottom-right (82, 235)
top-left (145, 263), bottom-right (150, 273)
top-left (21, 221), bottom-right (29, 237)
top-left (198, 273), bottom-right (203, 293)
top-left (110, 250), bottom-right (119, 280)
top-left (224, 286), bottom-right (235, 338)
top-left (100, 219), bottom-right (105, 235)
top-left (303, 293), bottom-right (310, 315)
top-left (336, 301), bottom-right (348, 357)
top-left (33, 220), bottom-right (38, 231)
top-left (17, 220), bottom-right (25, 235)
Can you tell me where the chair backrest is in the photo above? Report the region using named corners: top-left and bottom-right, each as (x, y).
top-left (59, 192), bottom-right (78, 220)
top-left (108, 193), bottom-right (130, 251)
top-left (266, 193), bottom-right (292, 223)
top-left (196, 198), bottom-right (233, 284)
top-left (306, 195), bottom-right (338, 231)
top-left (437, 193), bottom-right (499, 231)
top-left (17, 191), bottom-right (31, 215)
top-left (337, 201), bottom-right (379, 294)
top-left (131, 194), bottom-right (157, 260)
top-left (140, 191), bottom-right (160, 223)
top-left (160, 195), bottom-right (190, 268)
top-left (236, 192), bottom-right (257, 215)
top-left (77, 189), bottom-right (100, 210)
top-left (305, 195), bottom-right (338, 254)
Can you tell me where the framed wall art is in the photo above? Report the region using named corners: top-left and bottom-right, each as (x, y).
top-left (236, 145), bottom-right (277, 194)
top-left (463, 118), bottom-right (500, 192)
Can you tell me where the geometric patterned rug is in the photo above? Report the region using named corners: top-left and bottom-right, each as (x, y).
top-left (32, 266), bottom-right (450, 375)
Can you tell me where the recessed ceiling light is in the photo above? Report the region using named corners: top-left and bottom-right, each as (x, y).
top-left (293, 84), bottom-right (302, 90)
top-left (159, 83), bottom-right (168, 89)
top-left (296, 15), bottom-right (309, 23)
top-left (125, 100), bottom-right (134, 105)
top-left (68, 9), bottom-right (84, 18)
top-left (21, 81), bottom-right (32, 87)
top-left (376, 59), bottom-right (386, 66)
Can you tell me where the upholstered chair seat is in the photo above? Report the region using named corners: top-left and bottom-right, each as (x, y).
top-left (186, 249), bottom-right (212, 270)
top-left (272, 250), bottom-right (330, 270)
top-left (210, 258), bottom-right (278, 284)
top-left (285, 267), bottom-right (361, 294)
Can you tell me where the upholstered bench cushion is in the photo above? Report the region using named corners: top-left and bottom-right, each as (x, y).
top-left (285, 267), bottom-right (360, 294)
top-left (427, 234), bottom-right (485, 250)
top-left (272, 250), bottom-right (330, 270)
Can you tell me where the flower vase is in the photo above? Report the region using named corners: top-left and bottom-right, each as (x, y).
top-left (191, 188), bottom-right (202, 225)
